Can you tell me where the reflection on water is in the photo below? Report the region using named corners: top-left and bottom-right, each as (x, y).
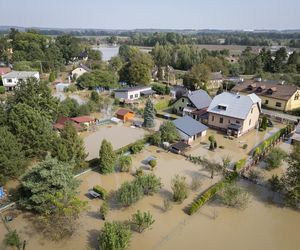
top-left (94, 46), bottom-right (119, 61)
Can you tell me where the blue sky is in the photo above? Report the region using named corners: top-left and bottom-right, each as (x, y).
top-left (1, 0), bottom-right (299, 30)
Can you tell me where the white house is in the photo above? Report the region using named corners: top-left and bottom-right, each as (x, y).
top-left (2, 71), bottom-right (40, 91)
top-left (71, 64), bottom-right (91, 79)
top-left (114, 86), bottom-right (154, 100)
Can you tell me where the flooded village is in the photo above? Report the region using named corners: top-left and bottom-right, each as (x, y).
top-left (1, 12), bottom-right (300, 250)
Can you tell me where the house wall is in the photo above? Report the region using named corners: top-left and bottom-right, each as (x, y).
top-left (72, 68), bottom-right (88, 78)
top-left (3, 73), bottom-right (40, 90)
top-left (285, 90), bottom-right (300, 111)
top-left (173, 97), bottom-right (192, 114)
top-left (207, 103), bottom-right (260, 136)
top-left (115, 87), bottom-right (151, 100)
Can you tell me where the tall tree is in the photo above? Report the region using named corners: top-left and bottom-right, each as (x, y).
top-left (99, 139), bottom-right (116, 174)
top-left (159, 121), bottom-right (179, 143)
top-left (20, 157), bottom-right (80, 213)
top-left (52, 122), bottom-right (87, 168)
top-left (183, 63), bottom-right (211, 90)
top-left (8, 103), bottom-right (55, 157)
top-left (55, 35), bottom-right (81, 64)
top-left (143, 98), bottom-right (155, 128)
top-left (0, 127), bottom-right (27, 184)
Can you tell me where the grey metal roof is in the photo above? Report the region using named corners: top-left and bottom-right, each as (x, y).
top-left (173, 116), bottom-right (208, 137)
top-left (2, 71), bottom-right (38, 79)
top-left (207, 92), bottom-right (261, 120)
top-left (183, 90), bottom-right (212, 109)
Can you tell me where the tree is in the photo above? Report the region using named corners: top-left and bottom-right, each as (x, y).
top-left (49, 71), bottom-right (56, 82)
top-left (171, 175), bottom-right (188, 203)
top-left (282, 143), bottom-right (300, 206)
top-left (77, 70), bottom-right (118, 89)
top-left (0, 127), bottom-right (27, 184)
top-left (159, 121), bottom-right (180, 143)
top-left (118, 155), bottom-right (132, 172)
top-left (202, 158), bottom-right (224, 179)
top-left (219, 183), bottom-right (250, 209)
top-left (90, 90), bottom-right (100, 103)
top-left (99, 201), bottom-right (109, 220)
top-left (8, 78), bottom-right (58, 121)
top-left (20, 157), bottom-right (80, 213)
top-left (260, 116), bottom-right (268, 131)
top-left (135, 174), bottom-right (162, 195)
top-left (143, 98), bottom-right (155, 128)
top-left (52, 122), bottom-right (87, 168)
top-left (266, 148), bottom-right (287, 170)
top-left (37, 192), bottom-right (87, 240)
top-left (131, 210), bottom-right (155, 233)
top-left (148, 132), bottom-right (162, 146)
top-left (8, 103), bottom-right (55, 157)
top-left (56, 34), bottom-right (81, 64)
top-left (99, 139), bottom-right (116, 174)
top-left (117, 181), bottom-right (143, 207)
top-left (109, 56), bottom-right (124, 72)
top-left (99, 222), bottom-right (132, 250)
top-left (208, 135), bottom-right (217, 151)
top-left (183, 64), bottom-right (211, 90)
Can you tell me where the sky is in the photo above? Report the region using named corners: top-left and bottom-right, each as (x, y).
top-left (1, 0), bottom-right (300, 30)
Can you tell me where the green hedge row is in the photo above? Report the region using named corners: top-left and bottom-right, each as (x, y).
top-left (252, 126), bottom-right (291, 157)
top-left (233, 158), bottom-right (246, 172)
top-left (187, 171), bottom-right (238, 215)
top-left (93, 185), bottom-right (108, 200)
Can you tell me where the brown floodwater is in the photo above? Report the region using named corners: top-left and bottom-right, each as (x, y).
top-left (1, 146), bottom-right (299, 250)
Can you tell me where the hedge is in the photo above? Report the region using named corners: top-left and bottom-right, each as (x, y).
top-left (252, 126), bottom-right (291, 158)
top-left (233, 158), bottom-right (246, 172)
top-left (114, 138), bottom-right (147, 156)
top-left (93, 185), bottom-right (108, 200)
top-left (187, 171), bottom-right (238, 215)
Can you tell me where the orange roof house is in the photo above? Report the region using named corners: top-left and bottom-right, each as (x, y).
top-left (116, 109), bottom-right (134, 122)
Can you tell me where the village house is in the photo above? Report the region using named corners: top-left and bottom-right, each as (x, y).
top-left (0, 67), bottom-right (11, 76)
top-left (53, 116), bottom-right (95, 131)
top-left (231, 79), bottom-right (300, 112)
top-left (2, 71), bottom-right (40, 91)
top-left (115, 108), bottom-right (135, 122)
top-left (173, 115), bottom-right (208, 144)
top-left (209, 71), bottom-right (223, 90)
top-left (207, 92), bottom-right (261, 137)
top-left (71, 64), bottom-right (91, 79)
top-left (114, 86), bottom-right (155, 100)
top-left (172, 89), bottom-right (212, 123)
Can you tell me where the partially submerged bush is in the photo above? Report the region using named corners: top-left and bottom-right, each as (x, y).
top-left (93, 185), bottom-right (108, 200)
top-left (219, 183), bottom-right (250, 209)
top-left (171, 175), bottom-right (189, 203)
top-left (130, 141), bottom-right (144, 154)
top-left (266, 148), bottom-right (287, 170)
top-left (119, 155), bottom-right (132, 172)
top-left (149, 159), bottom-right (157, 170)
top-left (130, 210), bottom-right (155, 233)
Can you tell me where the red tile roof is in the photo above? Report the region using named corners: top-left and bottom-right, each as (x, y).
top-left (54, 117), bottom-right (83, 131)
top-left (71, 116), bottom-right (95, 123)
top-left (0, 67), bottom-right (11, 75)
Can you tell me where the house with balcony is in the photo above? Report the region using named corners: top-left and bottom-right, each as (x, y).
top-left (172, 90), bottom-right (212, 123)
top-left (231, 79), bottom-right (300, 112)
top-left (207, 92), bottom-right (261, 137)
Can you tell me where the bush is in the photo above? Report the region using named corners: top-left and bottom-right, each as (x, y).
top-left (99, 201), bottom-right (109, 220)
top-left (115, 138), bottom-right (146, 155)
top-left (248, 169), bottom-right (261, 182)
top-left (93, 185), bottom-right (108, 200)
top-left (130, 141), bottom-right (144, 154)
top-left (119, 155), bottom-right (132, 172)
top-left (268, 175), bottom-right (283, 192)
top-left (242, 144), bottom-right (248, 149)
top-left (135, 174), bottom-right (162, 195)
top-left (188, 172), bottom-right (238, 215)
top-left (149, 159), bottom-right (157, 170)
top-left (135, 168), bottom-right (144, 177)
top-left (171, 175), bottom-right (189, 203)
top-left (219, 183), bottom-right (250, 209)
top-left (233, 158), bottom-right (246, 172)
top-left (117, 181), bottom-right (144, 207)
top-left (266, 148), bottom-right (287, 170)
top-left (0, 86), bottom-right (5, 94)
top-left (99, 222), bottom-right (132, 250)
top-left (131, 210), bottom-right (155, 233)
top-left (4, 230), bottom-right (21, 248)
top-left (159, 121), bottom-right (180, 143)
top-left (148, 132), bottom-right (161, 146)
top-left (219, 145), bottom-right (224, 149)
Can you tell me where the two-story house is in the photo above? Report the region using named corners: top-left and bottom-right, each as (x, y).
top-left (172, 90), bottom-right (212, 123)
top-left (2, 71), bottom-right (40, 91)
top-left (231, 79), bottom-right (300, 112)
top-left (207, 92), bottom-right (261, 137)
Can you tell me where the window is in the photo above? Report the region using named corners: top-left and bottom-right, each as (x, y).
top-left (249, 119), bottom-right (252, 126)
top-left (251, 108), bottom-right (254, 114)
top-left (236, 120), bottom-right (240, 124)
top-left (135, 94), bottom-right (138, 98)
top-left (182, 98), bottom-right (184, 102)
top-left (219, 117), bottom-right (223, 124)
top-left (265, 100), bottom-right (269, 105)
top-left (295, 93), bottom-right (299, 100)
top-left (130, 95), bottom-right (133, 99)
top-left (228, 120), bottom-right (231, 124)
top-left (7, 79), bottom-right (12, 83)
top-left (276, 102), bottom-right (282, 107)
top-left (179, 107), bottom-right (183, 111)
top-left (212, 116), bottom-right (215, 122)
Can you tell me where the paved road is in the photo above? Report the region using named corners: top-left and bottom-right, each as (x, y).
top-left (262, 109), bottom-right (299, 122)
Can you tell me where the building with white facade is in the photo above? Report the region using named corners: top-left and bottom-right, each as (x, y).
top-left (2, 71), bottom-right (40, 91)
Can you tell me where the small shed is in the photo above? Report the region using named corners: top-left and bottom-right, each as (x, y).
top-left (170, 141), bottom-right (191, 154)
top-left (116, 109), bottom-right (134, 122)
